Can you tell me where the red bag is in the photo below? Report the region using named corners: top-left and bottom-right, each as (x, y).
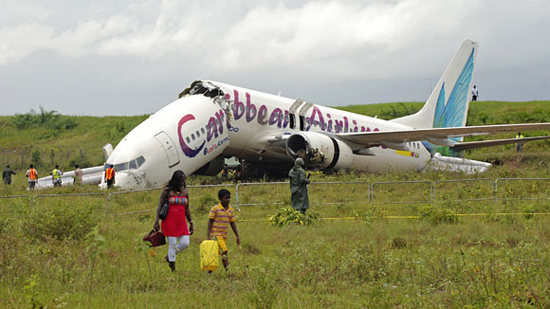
top-left (142, 229), bottom-right (166, 247)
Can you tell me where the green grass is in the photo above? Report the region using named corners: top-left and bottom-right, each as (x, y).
top-left (1, 186), bottom-right (549, 308)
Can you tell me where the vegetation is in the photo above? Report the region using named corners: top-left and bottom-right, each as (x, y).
top-left (0, 101), bottom-right (549, 307)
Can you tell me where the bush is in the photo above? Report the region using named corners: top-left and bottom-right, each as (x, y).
top-left (267, 207), bottom-right (320, 227)
top-left (195, 195), bottom-right (218, 214)
top-left (418, 206), bottom-right (458, 225)
top-left (22, 207), bottom-right (99, 241)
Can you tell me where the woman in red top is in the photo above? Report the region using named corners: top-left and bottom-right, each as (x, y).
top-left (154, 170), bottom-right (194, 271)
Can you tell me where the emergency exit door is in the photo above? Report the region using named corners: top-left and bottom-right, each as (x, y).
top-left (154, 131), bottom-right (180, 168)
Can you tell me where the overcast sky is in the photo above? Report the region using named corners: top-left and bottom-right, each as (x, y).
top-left (1, 0), bottom-right (549, 116)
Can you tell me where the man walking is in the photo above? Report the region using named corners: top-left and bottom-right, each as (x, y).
top-left (51, 164), bottom-right (63, 187)
top-left (2, 164), bottom-right (16, 185)
top-left (471, 85), bottom-right (479, 101)
top-left (288, 158), bottom-right (310, 214)
top-left (104, 164), bottom-right (115, 188)
top-left (26, 164), bottom-right (38, 190)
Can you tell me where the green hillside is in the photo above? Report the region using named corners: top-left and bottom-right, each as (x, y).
top-left (1, 101), bottom-right (549, 172)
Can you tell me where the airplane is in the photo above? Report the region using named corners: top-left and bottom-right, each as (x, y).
top-left (35, 39), bottom-right (550, 190)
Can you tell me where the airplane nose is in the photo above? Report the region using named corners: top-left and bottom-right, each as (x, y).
top-left (112, 171), bottom-right (146, 190)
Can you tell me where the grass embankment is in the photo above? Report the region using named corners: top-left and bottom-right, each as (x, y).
top-left (1, 101), bottom-right (550, 307)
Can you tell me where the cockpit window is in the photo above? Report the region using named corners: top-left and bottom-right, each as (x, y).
top-left (136, 156), bottom-right (145, 167)
top-left (106, 156), bottom-right (146, 172)
top-left (114, 162), bottom-right (128, 172)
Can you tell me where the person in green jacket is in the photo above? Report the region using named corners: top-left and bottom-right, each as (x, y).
top-left (289, 157), bottom-right (310, 214)
top-left (2, 164), bottom-right (16, 185)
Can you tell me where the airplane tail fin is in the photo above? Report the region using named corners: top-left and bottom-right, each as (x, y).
top-left (392, 39), bottom-right (478, 136)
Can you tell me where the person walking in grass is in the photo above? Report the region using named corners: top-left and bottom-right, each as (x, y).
top-left (2, 164), bottom-right (16, 185)
top-left (289, 157), bottom-right (310, 214)
top-left (51, 164), bottom-right (63, 187)
top-left (104, 164), bottom-right (115, 189)
top-left (207, 189), bottom-right (240, 273)
top-left (74, 164), bottom-right (83, 185)
top-left (26, 164), bottom-right (38, 190)
top-left (154, 170), bottom-right (194, 272)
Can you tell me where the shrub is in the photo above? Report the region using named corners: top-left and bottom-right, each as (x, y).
top-left (267, 207), bottom-right (320, 227)
top-left (22, 207), bottom-right (99, 241)
top-left (418, 206), bottom-right (458, 225)
top-left (195, 195), bottom-right (218, 214)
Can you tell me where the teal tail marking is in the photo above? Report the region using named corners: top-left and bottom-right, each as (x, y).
top-left (430, 48), bottom-right (475, 155)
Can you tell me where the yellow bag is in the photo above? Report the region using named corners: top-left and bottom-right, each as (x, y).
top-left (200, 240), bottom-right (219, 271)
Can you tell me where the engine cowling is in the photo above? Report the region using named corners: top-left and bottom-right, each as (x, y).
top-left (286, 132), bottom-right (353, 170)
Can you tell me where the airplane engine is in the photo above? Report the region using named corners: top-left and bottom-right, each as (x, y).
top-left (194, 155), bottom-right (225, 176)
top-left (286, 132), bottom-right (353, 170)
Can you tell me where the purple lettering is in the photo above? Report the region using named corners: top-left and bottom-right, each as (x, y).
top-left (258, 105), bottom-right (268, 125)
top-left (177, 114), bottom-right (205, 158)
top-left (269, 108), bottom-right (283, 128)
top-left (335, 119), bottom-right (344, 133)
top-left (283, 110), bottom-right (290, 128)
top-left (245, 93), bottom-right (257, 122)
top-left (306, 106), bottom-right (325, 131)
top-left (207, 117), bottom-right (218, 141)
top-left (232, 91), bottom-right (245, 120)
top-left (344, 117), bottom-right (349, 133)
top-left (215, 110), bottom-right (224, 135)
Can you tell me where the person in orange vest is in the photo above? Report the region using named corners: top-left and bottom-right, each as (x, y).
top-left (26, 164), bottom-right (38, 190)
top-left (105, 164), bottom-right (115, 189)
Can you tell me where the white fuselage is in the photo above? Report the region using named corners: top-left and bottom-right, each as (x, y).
top-left (105, 80), bottom-right (431, 189)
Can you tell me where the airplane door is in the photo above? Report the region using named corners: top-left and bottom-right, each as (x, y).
top-left (154, 131), bottom-right (180, 168)
top-left (288, 99), bottom-right (305, 130)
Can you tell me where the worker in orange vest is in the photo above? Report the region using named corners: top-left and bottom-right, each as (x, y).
top-left (26, 164), bottom-right (38, 190)
top-left (105, 164), bottom-right (115, 189)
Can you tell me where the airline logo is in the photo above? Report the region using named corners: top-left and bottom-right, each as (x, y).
top-left (177, 110), bottom-right (228, 158)
top-left (225, 90), bottom-right (379, 133)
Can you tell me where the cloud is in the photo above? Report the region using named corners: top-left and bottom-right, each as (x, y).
top-left (1, 0), bottom-right (549, 115)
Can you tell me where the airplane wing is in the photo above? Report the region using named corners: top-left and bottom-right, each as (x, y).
top-left (334, 123), bottom-right (550, 150)
top-left (450, 136), bottom-right (550, 151)
top-left (331, 123), bottom-right (550, 151)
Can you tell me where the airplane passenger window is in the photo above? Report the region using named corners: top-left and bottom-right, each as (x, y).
top-left (191, 133), bottom-right (196, 140)
top-left (136, 156), bottom-right (145, 167)
top-left (201, 128), bottom-right (205, 134)
top-left (186, 137), bottom-right (191, 144)
top-left (196, 131), bottom-right (200, 138)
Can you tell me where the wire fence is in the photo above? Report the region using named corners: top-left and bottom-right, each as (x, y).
top-left (1, 177), bottom-right (549, 217)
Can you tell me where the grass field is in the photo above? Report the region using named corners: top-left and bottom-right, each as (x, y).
top-left (1, 101), bottom-right (550, 308)
top-left (1, 166), bottom-right (550, 308)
